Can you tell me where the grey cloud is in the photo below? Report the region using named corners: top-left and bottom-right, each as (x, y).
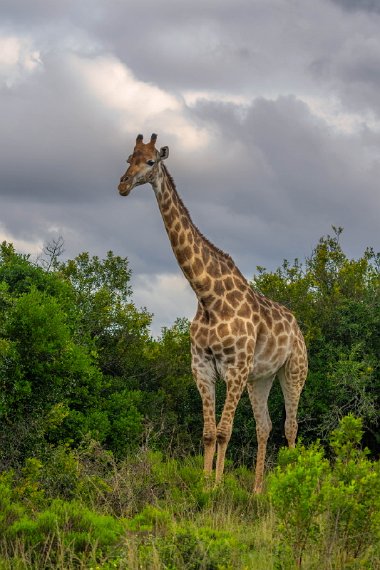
top-left (0, 52), bottom-right (124, 204)
top-left (310, 32), bottom-right (380, 115)
top-left (1, 0), bottom-right (380, 330)
top-left (0, 191), bottom-right (176, 276)
top-left (330, 0), bottom-right (380, 13)
top-left (175, 95), bottom-right (379, 272)
top-left (4, 0), bottom-right (380, 111)
top-left (95, 0), bottom-right (380, 122)
top-left (67, 0), bottom-right (326, 93)
top-left (1, 0), bottom-right (102, 29)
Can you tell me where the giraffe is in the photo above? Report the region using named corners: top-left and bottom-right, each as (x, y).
top-left (118, 133), bottom-right (308, 493)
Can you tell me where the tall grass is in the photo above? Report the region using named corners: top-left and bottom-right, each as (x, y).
top-left (0, 417), bottom-right (379, 569)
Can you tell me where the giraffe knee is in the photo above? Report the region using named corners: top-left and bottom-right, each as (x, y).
top-left (256, 421), bottom-right (272, 444)
top-left (216, 427), bottom-right (231, 445)
top-left (203, 429), bottom-right (216, 445)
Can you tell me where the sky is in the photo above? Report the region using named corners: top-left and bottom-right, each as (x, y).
top-left (1, 0), bottom-right (379, 336)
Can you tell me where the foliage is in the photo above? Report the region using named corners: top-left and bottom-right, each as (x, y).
top-left (2, 230), bottom-right (378, 465)
top-left (252, 228), bottom-right (380, 449)
top-left (324, 416), bottom-right (380, 563)
top-left (0, 244), bottom-right (151, 465)
top-left (268, 415), bottom-right (380, 568)
top-left (0, 479), bottom-right (125, 569)
top-left (0, 243), bottom-right (101, 467)
top-left (0, 233), bottom-right (379, 567)
top-left (0, 444), bottom-right (260, 570)
top-left (58, 250), bottom-right (152, 378)
top-left (0, 422), bottom-right (379, 569)
top-left (268, 442), bottom-right (329, 566)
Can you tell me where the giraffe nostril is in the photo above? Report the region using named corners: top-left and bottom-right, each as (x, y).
top-left (121, 175), bottom-right (129, 182)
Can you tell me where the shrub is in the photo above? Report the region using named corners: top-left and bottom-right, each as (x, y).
top-left (267, 442), bottom-right (329, 566)
top-left (268, 415), bottom-right (380, 568)
top-left (323, 416), bottom-right (380, 565)
top-left (6, 499), bottom-right (125, 566)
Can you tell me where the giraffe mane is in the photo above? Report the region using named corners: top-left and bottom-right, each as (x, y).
top-left (162, 164), bottom-right (248, 282)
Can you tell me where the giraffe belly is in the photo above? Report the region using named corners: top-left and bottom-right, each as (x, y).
top-left (250, 334), bottom-right (292, 380)
top-left (250, 357), bottom-right (284, 380)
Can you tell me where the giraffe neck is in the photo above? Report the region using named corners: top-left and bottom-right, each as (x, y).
top-left (152, 164), bottom-right (241, 306)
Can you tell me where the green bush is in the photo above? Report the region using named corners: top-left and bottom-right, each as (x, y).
top-left (268, 442), bottom-right (329, 566)
top-left (268, 415), bottom-right (380, 568)
top-left (127, 505), bottom-right (172, 534)
top-left (5, 499), bottom-right (125, 565)
top-left (131, 522), bottom-right (246, 570)
top-left (323, 416), bottom-right (380, 565)
top-left (171, 525), bottom-right (244, 570)
top-left (0, 475), bottom-right (25, 536)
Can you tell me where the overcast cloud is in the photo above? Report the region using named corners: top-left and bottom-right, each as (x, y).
top-left (1, 0), bottom-right (379, 335)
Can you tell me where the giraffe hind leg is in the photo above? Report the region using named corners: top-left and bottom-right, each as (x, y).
top-left (247, 375), bottom-right (275, 494)
top-left (278, 350), bottom-right (308, 448)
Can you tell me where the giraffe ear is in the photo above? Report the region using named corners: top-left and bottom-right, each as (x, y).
top-left (159, 146), bottom-right (169, 160)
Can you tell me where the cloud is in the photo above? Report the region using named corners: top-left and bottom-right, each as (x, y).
top-left (68, 52), bottom-right (210, 150)
top-left (310, 34), bottom-right (380, 116)
top-left (0, 0), bottom-right (379, 333)
top-left (0, 221), bottom-right (43, 254)
top-left (179, 94), bottom-right (379, 265)
top-left (329, 0), bottom-right (380, 13)
top-left (132, 273), bottom-right (196, 336)
top-left (0, 33), bottom-right (42, 87)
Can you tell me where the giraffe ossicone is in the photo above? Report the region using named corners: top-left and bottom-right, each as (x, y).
top-left (118, 133), bottom-right (308, 493)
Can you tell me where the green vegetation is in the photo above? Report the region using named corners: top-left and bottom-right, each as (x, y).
top-left (0, 230), bottom-right (379, 568)
top-left (252, 227), bottom-right (379, 451)
top-left (0, 420), bottom-right (379, 569)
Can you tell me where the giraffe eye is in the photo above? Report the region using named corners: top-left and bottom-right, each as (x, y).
top-left (146, 160), bottom-right (155, 166)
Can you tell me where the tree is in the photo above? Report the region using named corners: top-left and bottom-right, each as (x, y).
top-left (252, 228), bottom-right (380, 451)
top-left (56, 251), bottom-right (154, 455)
top-left (0, 243), bottom-right (101, 467)
top-left (1, 230), bottom-right (378, 468)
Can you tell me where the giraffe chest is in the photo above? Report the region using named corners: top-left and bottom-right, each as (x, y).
top-left (191, 317), bottom-right (255, 369)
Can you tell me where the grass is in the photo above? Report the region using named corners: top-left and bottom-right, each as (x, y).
top-left (0, 419), bottom-right (379, 570)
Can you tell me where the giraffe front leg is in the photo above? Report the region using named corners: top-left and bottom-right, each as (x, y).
top-left (215, 366), bottom-right (248, 484)
top-left (192, 359), bottom-right (217, 475)
top-left (247, 375), bottom-right (275, 494)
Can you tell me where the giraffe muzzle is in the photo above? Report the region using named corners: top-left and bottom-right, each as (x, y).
top-left (118, 179), bottom-right (132, 196)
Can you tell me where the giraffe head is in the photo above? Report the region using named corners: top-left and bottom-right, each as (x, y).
top-left (118, 133), bottom-right (169, 196)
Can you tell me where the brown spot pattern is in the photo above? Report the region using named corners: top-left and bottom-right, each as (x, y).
top-left (119, 134), bottom-right (308, 495)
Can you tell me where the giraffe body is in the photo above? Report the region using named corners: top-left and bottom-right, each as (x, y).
top-left (118, 134), bottom-right (308, 492)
